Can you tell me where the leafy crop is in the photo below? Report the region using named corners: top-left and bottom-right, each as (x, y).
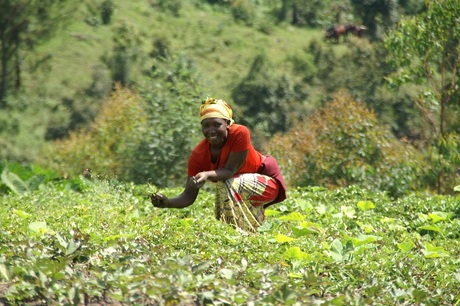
top-left (1, 177), bottom-right (459, 305)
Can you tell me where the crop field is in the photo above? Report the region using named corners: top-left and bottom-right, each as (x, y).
top-left (1, 175), bottom-right (460, 305)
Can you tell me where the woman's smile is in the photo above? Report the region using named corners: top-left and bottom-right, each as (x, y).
top-left (201, 118), bottom-right (229, 146)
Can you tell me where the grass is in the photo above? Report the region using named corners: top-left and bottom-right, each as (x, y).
top-left (24, 1), bottom-right (339, 104)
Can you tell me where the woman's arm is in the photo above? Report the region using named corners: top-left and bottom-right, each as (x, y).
top-left (193, 150), bottom-right (248, 184)
top-left (152, 177), bottom-right (200, 208)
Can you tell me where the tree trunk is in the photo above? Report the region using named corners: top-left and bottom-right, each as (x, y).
top-left (0, 28), bottom-right (8, 105)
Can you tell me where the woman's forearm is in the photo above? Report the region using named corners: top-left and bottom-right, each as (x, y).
top-left (204, 168), bottom-right (234, 182)
top-left (166, 192), bottom-right (196, 208)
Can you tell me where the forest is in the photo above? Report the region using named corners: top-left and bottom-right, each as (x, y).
top-left (1, 0), bottom-right (459, 195)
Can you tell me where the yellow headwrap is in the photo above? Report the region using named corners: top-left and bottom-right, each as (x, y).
top-left (199, 98), bottom-right (234, 126)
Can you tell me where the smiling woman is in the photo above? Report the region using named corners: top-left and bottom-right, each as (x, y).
top-left (151, 97), bottom-right (287, 232)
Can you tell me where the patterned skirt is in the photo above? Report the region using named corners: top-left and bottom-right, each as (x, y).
top-left (215, 173), bottom-right (279, 233)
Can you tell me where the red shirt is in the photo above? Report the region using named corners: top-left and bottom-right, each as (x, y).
top-left (188, 124), bottom-right (263, 176)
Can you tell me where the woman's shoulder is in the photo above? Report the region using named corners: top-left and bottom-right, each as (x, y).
top-left (230, 124), bottom-right (250, 134)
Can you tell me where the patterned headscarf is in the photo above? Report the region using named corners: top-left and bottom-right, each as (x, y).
top-left (199, 98), bottom-right (234, 126)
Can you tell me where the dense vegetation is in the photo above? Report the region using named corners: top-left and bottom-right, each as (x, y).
top-left (1, 170), bottom-right (460, 304)
top-left (1, 0), bottom-right (458, 195)
top-left (1, 0), bottom-right (459, 303)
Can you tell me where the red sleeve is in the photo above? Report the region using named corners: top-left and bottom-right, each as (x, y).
top-left (187, 140), bottom-right (210, 177)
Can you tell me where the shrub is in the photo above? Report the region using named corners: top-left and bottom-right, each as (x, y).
top-left (37, 84), bottom-right (146, 179)
top-left (39, 53), bottom-right (205, 187)
top-left (267, 90), bottom-right (428, 197)
top-left (126, 54), bottom-right (203, 187)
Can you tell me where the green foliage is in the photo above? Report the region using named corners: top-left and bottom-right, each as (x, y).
top-left (268, 91), bottom-right (427, 197)
top-left (385, 0), bottom-right (460, 192)
top-left (385, 0), bottom-right (460, 138)
top-left (0, 162), bottom-right (59, 195)
top-left (125, 54), bottom-right (204, 187)
top-left (0, 0), bottom-right (456, 198)
top-left (152, 0), bottom-right (183, 16)
top-left (37, 85), bottom-right (146, 180)
top-left (1, 181), bottom-right (459, 304)
top-left (38, 54), bottom-right (204, 187)
top-left (350, 0), bottom-right (400, 40)
top-left (0, 0), bottom-right (76, 102)
top-left (105, 22), bottom-right (145, 86)
top-left (100, 0), bottom-right (115, 24)
top-left (232, 52), bottom-right (308, 140)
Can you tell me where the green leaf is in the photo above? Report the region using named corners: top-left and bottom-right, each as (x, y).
top-left (341, 206), bottom-right (356, 218)
top-left (422, 242), bottom-right (449, 258)
top-left (274, 234), bottom-right (296, 243)
top-left (12, 209), bottom-right (32, 219)
top-left (454, 185), bottom-right (460, 192)
top-left (220, 268), bottom-right (234, 279)
top-left (328, 239), bottom-right (344, 261)
top-left (278, 212), bottom-right (305, 221)
top-left (427, 212), bottom-right (450, 223)
top-left (397, 240), bottom-right (415, 252)
top-left (283, 246), bottom-right (309, 261)
top-left (356, 201), bottom-right (375, 211)
top-left (290, 226), bottom-right (314, 237)
top-left (417, 224), bottom-right (443, 233)
top-left (290, 221), bottom-right (322, 237)
top-left (265, 209), bottom-right (282, 217)
top-left (0, 264), bottom-right (10, 281)
top-left (28, 222), bottom-right (53, 235)
top-left (1, 168), bottom-right (28, 194)
top-left (344, 234), bottom-right (381, 247)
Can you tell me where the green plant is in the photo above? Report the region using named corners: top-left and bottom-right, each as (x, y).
top-left (37, 85), bottom-right (146, 180)
top-left (268, 90), bottom-right (428, 197)
top-left (1, 180), bottom-right (459, 304)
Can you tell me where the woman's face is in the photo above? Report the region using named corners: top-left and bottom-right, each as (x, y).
top-left (201, 118), bottom-right (229, 146)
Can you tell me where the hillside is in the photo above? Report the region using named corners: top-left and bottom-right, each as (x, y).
top-left (30, 1), bottom-right (332, 104)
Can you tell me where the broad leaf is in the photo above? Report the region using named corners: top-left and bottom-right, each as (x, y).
top-left (283, 246), bottom-right (310, 261)
top-left (278, 212), bottom-right (305, 221)
top-left (1, 168), bottom-right (28, 194)
top-left (357, 201), bottom-right (375, 211)
top-left (417, 224), bottom-right (442, 233)
top-left (397, 241), bottom-right (415, 252)
top-left (274, 234), bottom-right (296, 243)
top-left (422, 242), bottom-right (449, 258)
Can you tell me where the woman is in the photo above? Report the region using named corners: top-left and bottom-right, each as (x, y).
top-left (151, 98), bottom-right (287, 232)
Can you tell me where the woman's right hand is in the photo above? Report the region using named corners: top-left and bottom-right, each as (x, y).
top-left (150, 193), bottom-right (169, 208)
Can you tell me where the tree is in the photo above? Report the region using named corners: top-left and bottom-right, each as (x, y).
top-left (385, 0), bottom-right (460, 193)
top-left (0, 0), bottom-right (73, 104)
top-left (231, 52), bottom-right (308, 143)
top-left (106, 22), bottom-right (144, 87)
top-left (267, 90), bottom-right (427, 197)
top-left (350, 0), bottom-right (399, 40)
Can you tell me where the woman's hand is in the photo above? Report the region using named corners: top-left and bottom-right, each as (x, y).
top-left (150, 193), bottom-right (169, 208)
top-left (192, 172), bottom-right (208, 188)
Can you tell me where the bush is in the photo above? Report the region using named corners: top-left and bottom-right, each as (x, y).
top-left (232, 52), bottom-right (309, 142)
top-left (38, 53), bottom-right (205, 187)
top-left (267, 90), bottom-right (428, 197)
top-left (126, 54), bottom-right (203, 187)
top-left (37, 84), bottom-right (146, 179)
